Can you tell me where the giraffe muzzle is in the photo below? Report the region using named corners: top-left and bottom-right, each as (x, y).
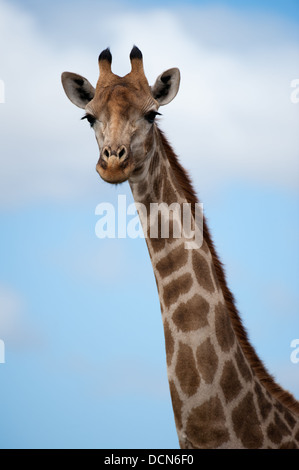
top-left (96, 145), bottom-right (134, 184)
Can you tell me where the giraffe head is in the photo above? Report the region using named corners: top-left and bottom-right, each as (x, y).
top-left (61, 46), bottom-right (180, 184)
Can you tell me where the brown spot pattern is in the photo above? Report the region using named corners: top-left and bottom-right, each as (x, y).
top-left (210, 262), bottom-right (220, 290)
top-left (162, 179), bottom-right (178, 206)
top-left (279, 441), bottom-right (298, 449)
top-left (267, 422), bottom-right (281, 445)
top-left (144, 125), bottom-right (155, 155)
top-left (254, 382), bottom-right (272, 421)
top-left (142, 193), bottom-right (153, 215)
top-left (149, 230), bottom-right (165, 252)
top-left (215, 302), bottom-right (235, 352)
top-left (137, 180), bottom-right (148, 197)
top-left (274, 401), bottom-right (284, 413)
top-left (172, 294), bottom-right (209, 332)
top-left (153, 175), bottom-right (162, 200)
top-left (220, 360), bottom-right (242, 403)
top-left (169, 380), bottom-right (183, 430)
top-left (283, 409), bottom-right (296, 430)
top-left (168, 166), bottom-right (185, 199)
top-left (163, 273), bottom-right (192, 308)
top-left (192, 251), bottom-right (215, 293)
top-left (152, 164), bottom-right (165, 200)
top-left (155, 244), bottom-right (188, 279)
top-left (275, 413), bottom-right (291, 435)
top-left (163, 320), bottom-right (174, 366)
top-left (148, 149), bottom-right (160, 176)
top-left (232, 392), bottom-right (263, 448)
top-left (186, 396), bottom-right (230, 448)
top-left (196, 338), bottom-right (218, 384)
top-left (175, 342), bottom-right (200, 397)
top-left (201, 240), bottom-right (210, 255)
top-left (235, 346), bottom-right (252, 382)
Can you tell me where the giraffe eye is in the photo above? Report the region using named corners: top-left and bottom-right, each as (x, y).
top-left (144, 111), bottom-right (161, 124)
top-left (81, 113), bottom-right (96, 127)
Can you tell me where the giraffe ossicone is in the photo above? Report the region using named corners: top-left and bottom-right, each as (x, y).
top-left (61, 46), bottom-right (299, 449)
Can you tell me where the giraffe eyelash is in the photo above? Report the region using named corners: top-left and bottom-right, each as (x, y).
top-left (81, 113), bottom-right (96, 127)
top-left (144, 111), bottom-right (162, 124)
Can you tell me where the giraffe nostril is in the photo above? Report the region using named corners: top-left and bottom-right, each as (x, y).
top-left (118, 147), bottom-right (127, 159)
top-left (103, 148), bottom-right (110, 158)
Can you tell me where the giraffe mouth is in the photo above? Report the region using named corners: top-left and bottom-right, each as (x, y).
top-left (96, 155), bottom-right (134, 184)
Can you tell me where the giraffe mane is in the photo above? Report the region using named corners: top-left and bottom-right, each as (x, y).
top-left (158, 127), bottom-right (299, 416)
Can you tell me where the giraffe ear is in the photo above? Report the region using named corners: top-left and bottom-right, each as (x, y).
top-left (151, 68), bottom-right (180, 106)
top-left (61, 72), bottom-right (95, 109)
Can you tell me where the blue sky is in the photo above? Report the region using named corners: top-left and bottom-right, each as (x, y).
top-left (11, 0), bottom-right (299, 20)
top-left (0, 0), bottom-right (299, 449)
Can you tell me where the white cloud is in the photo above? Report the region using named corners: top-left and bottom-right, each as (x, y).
top-left (0, 0), bottom-right (298, 207)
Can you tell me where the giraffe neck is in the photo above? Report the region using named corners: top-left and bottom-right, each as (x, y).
top-left (129, 127), bottom-right (299, 449)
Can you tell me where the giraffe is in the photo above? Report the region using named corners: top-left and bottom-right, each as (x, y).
top-left (61, 46), bottom-right (299, 449)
